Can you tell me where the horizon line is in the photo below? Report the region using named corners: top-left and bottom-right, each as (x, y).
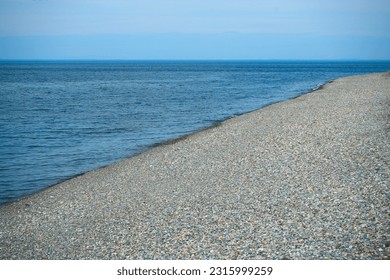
top-left (2, 58), bottom-right (390, 62)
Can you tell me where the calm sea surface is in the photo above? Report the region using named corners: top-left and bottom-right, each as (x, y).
top-left (1, 61), bottom-right (390, 205)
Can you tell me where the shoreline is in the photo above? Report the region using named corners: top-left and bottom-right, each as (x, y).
top-left (0, 78), bottom-right (333, 207)
top-left (0, 72), bottom-right (389, 259)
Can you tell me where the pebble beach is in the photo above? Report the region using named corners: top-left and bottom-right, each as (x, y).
top-left (0, 72), bottom-right (389, 259)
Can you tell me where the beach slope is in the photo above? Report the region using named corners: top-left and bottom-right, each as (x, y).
top-left (0, 72), bottom-right (389, 259)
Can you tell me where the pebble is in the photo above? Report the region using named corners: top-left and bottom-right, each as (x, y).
top-left (0, 72), bottom-right (389, 260)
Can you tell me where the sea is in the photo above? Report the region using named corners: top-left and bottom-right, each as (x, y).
top-left (1, 60), bottom-right (390, 205)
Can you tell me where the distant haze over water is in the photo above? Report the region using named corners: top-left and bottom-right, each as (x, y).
top-left (1, 61), bottom-right (390, 204)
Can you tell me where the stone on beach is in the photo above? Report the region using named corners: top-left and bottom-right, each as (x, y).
top-left (0, 72), bottom-right (389, 259)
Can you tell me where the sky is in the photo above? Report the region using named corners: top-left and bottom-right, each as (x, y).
top-left (0, 0), bottom-right (389, 60)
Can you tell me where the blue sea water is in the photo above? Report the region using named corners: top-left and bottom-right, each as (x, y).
top-left (1, 60), bottom-right (390, 205)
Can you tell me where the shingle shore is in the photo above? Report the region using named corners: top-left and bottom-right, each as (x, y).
top-left (0, 72), bottom-right (389, 260)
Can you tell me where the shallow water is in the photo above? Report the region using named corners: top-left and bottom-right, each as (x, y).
top-left (1, 60), bottom-right (390, 204)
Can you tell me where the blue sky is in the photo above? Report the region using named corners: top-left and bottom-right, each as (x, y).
top-left (0, 0), bottom-right (389, 59)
